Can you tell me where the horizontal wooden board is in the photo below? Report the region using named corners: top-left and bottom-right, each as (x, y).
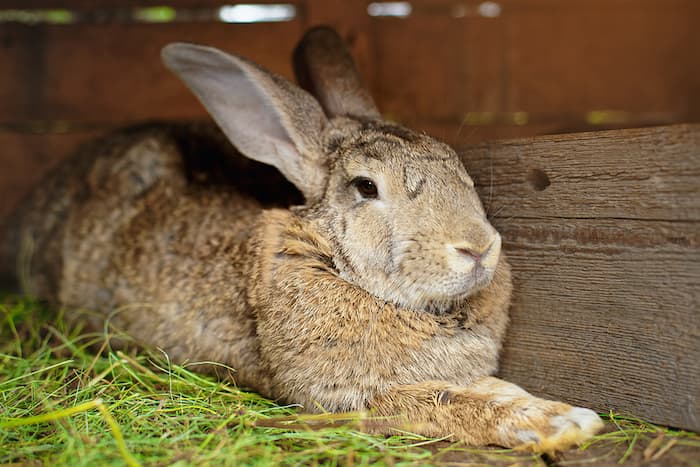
top-left (369, 14), bottom-right (467, 120)
top-left (460, 123), bottom-right (700, 431)
top-left (370, 0), bottom-right (700, 122)
top-left (0, 25), bottom-right (40, 121)
top-left (0, 116), bottom-right (593, 219)
top-left (499, 218), bottom-right (699, 431)
top-left (406, 118), bottom-right (659, 145)
top-left (460, 124), bottom-right (700, 221)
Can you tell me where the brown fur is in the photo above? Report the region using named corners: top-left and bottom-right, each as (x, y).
top-left (2, 27), bottom-right (603, 451)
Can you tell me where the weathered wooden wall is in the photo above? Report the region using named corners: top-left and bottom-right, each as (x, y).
top-left (461, 124), bottom-right (700, 431)
top-left (1, 0), bottom-right (699, 218)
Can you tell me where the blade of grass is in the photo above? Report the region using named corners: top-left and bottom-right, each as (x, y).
top-left (95, 400), bottom-right (141, 467)
top-left (0, 398), bottom-right (103, 429)
top-left (0, 359), bottom-right (73, 387)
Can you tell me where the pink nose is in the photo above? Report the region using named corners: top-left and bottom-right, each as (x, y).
top-left (456, 247), bottom-right (482, 263)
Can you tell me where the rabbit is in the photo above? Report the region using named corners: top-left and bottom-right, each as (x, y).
top-left (3, 26), bottom-right (603, 451)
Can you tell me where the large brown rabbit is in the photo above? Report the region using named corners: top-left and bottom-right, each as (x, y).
top-left (3, 27), bottom-right (602, 451)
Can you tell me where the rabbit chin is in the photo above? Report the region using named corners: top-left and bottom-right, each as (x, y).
top-left (358, 266), bottom-right (497, 313)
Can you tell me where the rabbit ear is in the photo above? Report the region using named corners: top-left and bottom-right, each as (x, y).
top-left (293, 26), bottom-right (380, 120)
top-left (162, 42), bottom-right (328, 202)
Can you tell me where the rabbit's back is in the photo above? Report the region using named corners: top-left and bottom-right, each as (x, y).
top-left (4, 127), bottom-right (177, 301)
top-left (5, 123), bottom-right (299, 298)
top-left (3, 125), bottom-right (291, 390)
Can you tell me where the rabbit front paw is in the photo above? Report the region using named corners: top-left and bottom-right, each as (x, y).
top-left (468, 377), bottom-right (604, 452)
top-left (502, 402), bottom-right (604, 453)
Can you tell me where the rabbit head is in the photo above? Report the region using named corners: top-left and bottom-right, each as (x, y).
top-left (162, 27), bottom-right (501, 314)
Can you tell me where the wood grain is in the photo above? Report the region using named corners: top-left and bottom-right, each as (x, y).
top-left (460, 123), bottom-right (700, 431)
top-left (462, 124), bottom-right (700, 221)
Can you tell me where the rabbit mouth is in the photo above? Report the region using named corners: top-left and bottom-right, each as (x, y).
top-left (377, 266), bottom-right (496, 313)
top-left (439, 267), bottom-right (495, 300)
top-left (471, 263), bottom-right (496, 287)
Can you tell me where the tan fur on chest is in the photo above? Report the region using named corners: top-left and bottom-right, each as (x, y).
top-left (248, 209), bottom-right (510, 411)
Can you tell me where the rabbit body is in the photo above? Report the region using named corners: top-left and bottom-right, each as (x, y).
top-left (4, 27), bottom-right (604, 450)
top-left (10, 121), bottom-right (509, 407)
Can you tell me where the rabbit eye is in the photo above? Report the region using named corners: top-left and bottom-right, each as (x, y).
top-left (351, 177), bottom-right (379, 199)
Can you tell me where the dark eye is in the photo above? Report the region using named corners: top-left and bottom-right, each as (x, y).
top-left (352, 177), bottom-right (379, 199)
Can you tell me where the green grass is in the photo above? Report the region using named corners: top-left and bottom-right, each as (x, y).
top-left (1, 296), bottom-right (698, 466)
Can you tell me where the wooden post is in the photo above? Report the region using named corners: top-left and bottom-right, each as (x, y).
top-left (459, 124), bottom-right (700, 431)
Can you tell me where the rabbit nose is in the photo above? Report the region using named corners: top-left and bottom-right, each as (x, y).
top-left (455, 247), bottom-right (483, 263)
top-left (450, 233), bottom-right (501, 268)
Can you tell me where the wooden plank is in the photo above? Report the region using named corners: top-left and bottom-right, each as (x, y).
top-left (462, 17), bottom-right (505, 115)
top-left (0, 21), bottom-right (303, 123)
top-left (499, 218), bottom-right (699, 430)
top-left (502, 0), bottom-right (700, 120)
top-left (461, 124), bottom-right (700, 221)
top-left (402, 119), bottom-right (565, 146)
top-left (369, 14), bottom-right (467, 121)
top-left (0, 25), bottom-right (41, 120)
top-left (459, 123), bottom-right (700, 431)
